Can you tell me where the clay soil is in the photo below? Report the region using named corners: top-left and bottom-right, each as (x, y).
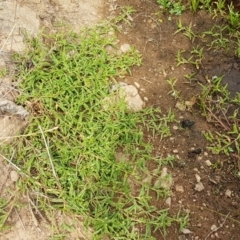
top-left (1, 0), bottom-right (240, 239)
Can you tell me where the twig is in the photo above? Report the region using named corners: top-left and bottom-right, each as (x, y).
top-left (219, 107), bottom-right (231, 128)
top-left (206, 106), bottom-right (230, 131)
top-left (0, 24), bottom-right (16, 54)
top-left (27, 192), bottom-right (47, 224)
top-left (204, 212), bottom-right (230, 240)
top-left (0, 126), bottom-right (59, 140)
top-left (15, 207), bottom-right (26, 231)
top-left (140, 77), bottom-right (153, 84)
top-left (0, 150), bottom-right (20, 171)
top-left (38, 125), bottom-right (57, 178)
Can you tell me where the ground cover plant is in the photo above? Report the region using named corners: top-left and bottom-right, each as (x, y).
top-left (1, 0), bottom-right (240, 239)
top-left (1, 19), bottom-right (188, 239)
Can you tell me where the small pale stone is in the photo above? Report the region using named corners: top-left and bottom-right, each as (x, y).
top-left (173, 149), bottom-right (178, 153)
top-left (134, 82), bottom-right (140, 88)
top-left (215, 232), bottom-right (220, 238)
top-left (10, 170), bottom-right (19, 182)
top-left (154, 167), bottom-right (172, 190)
top-left (211, 224), bottom-right (218, 231)
top-left (173, 125), bottom-right (178, 130)
top-left (176, 184), bottom-right (184, 192)
top-left (194, 182), bottom-right (204, 192)
top-left (175, 101), bottom-right (186, 111)
top-left (195, 174), bottom-right (201, 183)
top-left (225, 189), bottom-right (232, 197)
top-left (205, 160), bottom-right (212, 166)
top-left (165, 197), bottom-right (171, 206)
top-left (182, 228), bottom-right (191, 234)
top-left (143, 97), bottom-right (148, 101)
top-left (120, 44), bottom-right (131, 53)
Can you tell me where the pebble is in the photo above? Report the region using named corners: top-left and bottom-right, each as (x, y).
top-left (178, 235), bottom-right (186, 240)
top-left (225, 189), bottom-right (232, 197)
top-left (134, 82), bottom-right (140, 88)
top-left (175, 101), bottom-right (186, 111)
top-left (143, 97), bottom-right (148, 101)
top-left (182, 228), bottom-right (191, 234)
top-left (205, 160), bottom-right (212, 166)
top-left (173, 149), bottom-right (178, 153)
top-left (211, 224), bottom-right (218, 231)
top-left (194, 182), bottom-right (204, 192)
top-left (176, 184), bottom-right (184, 192)
top-left (10, 170), bottom-right (19, 182)
top-left (173, 125), bottom-right (178, 130)
top-left (195, 174), bottom-right (201, 183)
top-left (165, 197), bottom-right (171, 206)
top-left (120, 44), bottom-right (131, 53)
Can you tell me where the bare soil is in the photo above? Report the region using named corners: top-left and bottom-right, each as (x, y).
top-left (114, 0), bottom-right (240, 239)
top-left (1, 0), bottom-right (240, 239)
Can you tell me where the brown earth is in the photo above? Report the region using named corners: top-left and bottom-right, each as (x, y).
top-left (114, 1), bottom-right (240, 239)
top-left (0, 0), bottom-right (240, 239)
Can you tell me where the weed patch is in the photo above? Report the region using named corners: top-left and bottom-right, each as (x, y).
top-left (2, 22), bottom-right (187, 238)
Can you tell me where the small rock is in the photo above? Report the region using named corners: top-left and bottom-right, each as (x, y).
top-left (173, 149), bottom-right (178, 153)
top-left (173, 125), bottom-right (178, 130)
top-left (154, 167), bottom-right (173, 190)
top-left (225, 189), bottom-right (232, 198)
top-left (205, 160), bottom-right (212, 166)
top-left (165, 197), bottom-right (171, 206)
top-left (175, 101), bottom-right (186, 111)
top-left (120, 44), bottom-right (131, 53)
top-left (134, 82), bottom-right (140, 88)
top-left (215, 232), bottom-right (220, 238)
top-left (178, 235), bottom-right (186, 240)
top-left (182, 228), bottom-right (191, 234)
top-left (176, 184), bottom-right (184, 192)
top-left (104, 83), bottom-right (144, 112)
top-left (10, 170), bottom-right (19, 182)
top-left (211, 224), bottom-right (218, 231)
top-left (143, 97), bottom-right (148, 101)
top-left (194, 182), bottom-right (204, 192)
top-left (195, 174), bottom-right (201, 183)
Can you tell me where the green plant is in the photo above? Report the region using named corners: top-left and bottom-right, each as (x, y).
top-left (203, 126), bottom-right (240, 155)
top-left (190, 0), bottom-right (201, 12)
top-left (140, 107), bottom-right (175, 140)
top-left (214, 0), bottom-right (226, 16)
top-left (176, 46), bottom-right (204, 69)
top-left (235, 39), bottom-right (240, 57)
top-left (167, 77), bottom-right (181, 99)
top-left (228, 3), bottom-right (240, 30)
top-left (202, 25), bottom-right (230, 50)
top-left (2, 20), bottom-right (188, 239)
top-left (157, 0), bottom-right (185, 15)
top-left (174, 20), bottom-right (197, 42)
top-left (156, 0), bottom-right (172, 10)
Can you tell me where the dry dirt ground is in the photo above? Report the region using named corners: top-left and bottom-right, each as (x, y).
top-left (1, 0), bottom-right (240, 240)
